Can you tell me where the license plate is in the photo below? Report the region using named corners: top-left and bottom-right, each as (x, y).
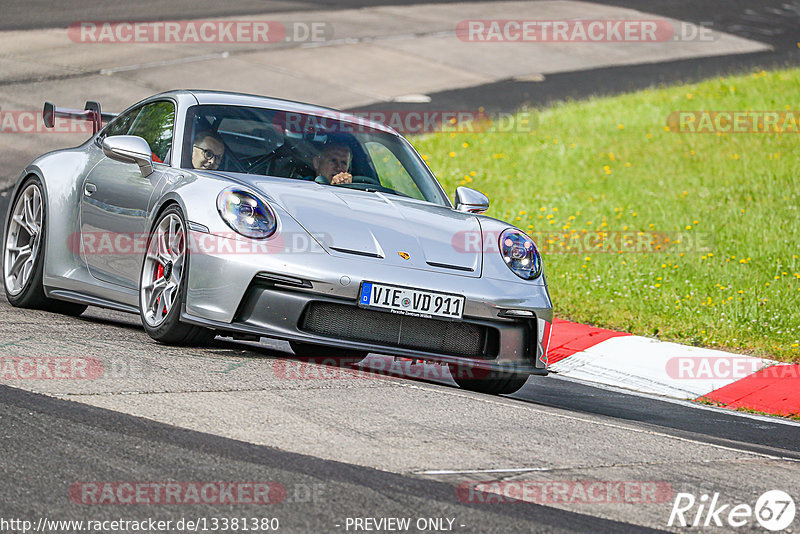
top-left (358, 282), bottom-right (465, 320)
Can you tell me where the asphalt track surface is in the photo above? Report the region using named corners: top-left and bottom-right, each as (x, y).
top-left (1, 385), bottom-right (660, 534)
top-left (2, 1), bottom-right (800, 532)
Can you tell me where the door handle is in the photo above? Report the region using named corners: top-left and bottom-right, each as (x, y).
top-left (84, 183), bottom-right (97, 197)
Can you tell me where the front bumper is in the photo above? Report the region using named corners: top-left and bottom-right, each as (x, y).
top-left (183, 239), bottom-right (553, 375)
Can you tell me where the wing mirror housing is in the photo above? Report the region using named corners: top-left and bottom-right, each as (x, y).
top-left (455, 186), bottom-right (490, 214)
top-left (102, 135), bottom-right (154, 177)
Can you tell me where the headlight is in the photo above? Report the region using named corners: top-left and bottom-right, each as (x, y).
top-left (499, 228), bottom-right (542, 280)
top-left (216, 188), bottom-right (277, 239)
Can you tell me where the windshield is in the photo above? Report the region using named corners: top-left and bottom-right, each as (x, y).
top-left (181, 104), bottom-right (449, 205)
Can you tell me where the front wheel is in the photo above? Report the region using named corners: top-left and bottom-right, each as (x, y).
top-left (448, 363), bottom-right (529, 395)
top-left (139, 205), bottom-right (214, 345)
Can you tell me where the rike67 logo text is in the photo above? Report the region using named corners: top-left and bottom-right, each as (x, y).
top-left (668, 490), bottom-right (795, 531)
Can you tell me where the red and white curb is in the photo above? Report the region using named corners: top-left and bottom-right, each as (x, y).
top-left (548, 319), bottom-right (800, 417)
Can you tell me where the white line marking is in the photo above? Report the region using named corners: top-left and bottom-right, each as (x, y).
top-left (417, 467), bottom-right (550, 475)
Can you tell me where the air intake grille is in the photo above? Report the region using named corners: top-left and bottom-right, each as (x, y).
top-left (301, 302), bottom-right (495, 358)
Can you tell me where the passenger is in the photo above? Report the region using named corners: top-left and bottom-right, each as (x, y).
top-left (192, 131), bottom-right (225, 170)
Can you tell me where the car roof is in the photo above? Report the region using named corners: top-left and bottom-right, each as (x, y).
top-left (157, 89), bottom-right (398, 136)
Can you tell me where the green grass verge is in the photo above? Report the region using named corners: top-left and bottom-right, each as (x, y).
top-left (411, 68), bottom-right (800, 363)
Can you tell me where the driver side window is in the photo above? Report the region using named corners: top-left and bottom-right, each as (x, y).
top-left (127, 101), bottom-right (175, 164)
top-left (100, 106), bottom-right (139, 140)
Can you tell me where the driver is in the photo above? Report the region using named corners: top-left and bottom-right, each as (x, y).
top-left (192, 131), bottom-right (225, 171)
top-left (310, 142), bottom-right (352, 185)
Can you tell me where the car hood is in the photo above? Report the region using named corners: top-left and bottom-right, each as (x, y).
top-left (249, 179), bottom-right (483, 276)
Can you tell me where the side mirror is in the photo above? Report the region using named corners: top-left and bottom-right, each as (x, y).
top-left (455, 186), bottom-right (489, 214)
top-left (102, 135), bottom-right (154, 177)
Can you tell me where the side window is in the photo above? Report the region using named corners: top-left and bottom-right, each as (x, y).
top-left (365, 142), bottom-right (424, 200)
top-left (127, 101), bottom-right (175, 164)
top-left (101, 107), bottom-right (140, 138)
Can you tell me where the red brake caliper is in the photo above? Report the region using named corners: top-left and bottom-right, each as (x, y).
top-left (164, 237), bottom-right (170, 314)
top-left (154, 263), bottom-right (164, 312)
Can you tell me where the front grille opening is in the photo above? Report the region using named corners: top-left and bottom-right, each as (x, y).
top-left (300, 302), bottom-right (498, 359)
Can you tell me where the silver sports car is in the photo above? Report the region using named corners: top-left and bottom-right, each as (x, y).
top-left (3, 90), bottom-right (552, 395)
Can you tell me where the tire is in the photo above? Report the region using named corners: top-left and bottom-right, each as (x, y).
top-left (448, 363), bottom-right (529, 395)
top-left (3, 176), bottom-right (87, 316)
top-left (289, 340), bottom-right (367, 367)
top-left (139, 205), bottom-right (214, 345)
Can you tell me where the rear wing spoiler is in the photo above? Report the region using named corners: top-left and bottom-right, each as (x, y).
top-left (42, 101), bottom-right (117, 134)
